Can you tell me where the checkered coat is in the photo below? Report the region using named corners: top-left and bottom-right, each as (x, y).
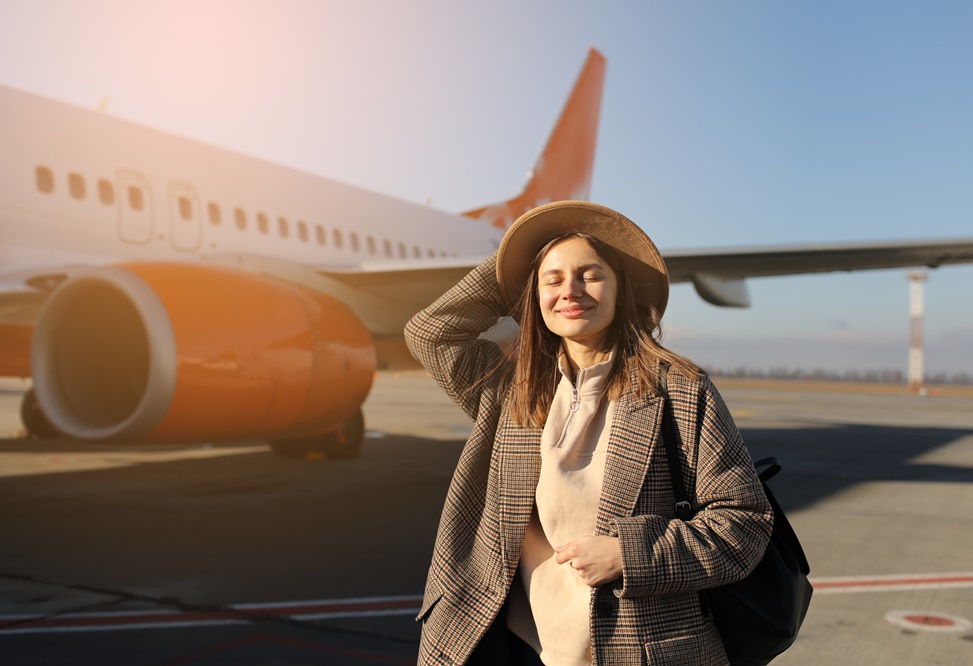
top-left (404, 254), bottom-right (773, 665)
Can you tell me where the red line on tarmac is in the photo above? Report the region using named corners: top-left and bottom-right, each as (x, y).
top-left (811, 573), bottom-right (973, 593)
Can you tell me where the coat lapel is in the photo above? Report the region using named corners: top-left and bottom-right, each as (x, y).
top-left (594, 388), bottom-right (664, 536)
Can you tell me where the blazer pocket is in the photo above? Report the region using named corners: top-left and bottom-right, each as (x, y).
top-left (643, 623), bottom-right (728, 666)
top-left (416, 574), bottom-right (444, 623)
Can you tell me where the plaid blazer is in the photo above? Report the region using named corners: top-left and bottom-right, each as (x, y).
top-left (405, 254), bottom-right (773, 666)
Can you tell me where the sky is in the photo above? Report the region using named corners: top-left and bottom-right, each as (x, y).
top-left (1, 0), bottom-right (970, 378)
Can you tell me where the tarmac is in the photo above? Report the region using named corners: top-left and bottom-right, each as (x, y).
top-left (0, 372), bottom-right (971, 665)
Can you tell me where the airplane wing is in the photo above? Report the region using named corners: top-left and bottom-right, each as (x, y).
top-left (664, 238), bottom-right (973, 280)
top-left (663, 237), bottom-right (973, 307)
top-left (309, 258), bottom-right (488, 350)
top-left (316, 237), bottom-right (973, 313)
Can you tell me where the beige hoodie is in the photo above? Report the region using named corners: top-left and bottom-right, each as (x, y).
top-left (507, 352), bottom-right (616, 665)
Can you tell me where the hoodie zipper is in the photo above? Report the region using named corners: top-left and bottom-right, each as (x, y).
top-left (558, 369), bottom-right (584, 447)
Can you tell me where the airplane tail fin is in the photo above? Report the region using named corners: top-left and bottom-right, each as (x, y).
top-left (462, 48), bottom-right (606, 230)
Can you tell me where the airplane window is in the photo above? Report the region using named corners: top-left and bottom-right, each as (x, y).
top-left (278, 216), bottom-right (289, 238)
top-left (383, 239), bottom-right (392, 258)
top-left (333, 229), bottom-right (343, 248)
top-left (69, 173), bottom-right (86, 200)
top-left (398, 242), bottom-right (406, 259)
top-left (234, 208), bottom-right (247, 230)
top-left (315, 224), bottom-right (326, 245)
top-left (257, 213), bottom-right (268, 234)
top-left (367, 235), bottom-right (376, 255)
top-left (128, 186), bottom-right (144, 211)
top-left (208, 202), bottom-right (221, 225)
top-left (350, 232), bottom-right (360, 252)
top-left (297, 221), bottom-right (308, 242)
top-left (98, 179), bottom-right (114, 205)
top-left (178, 196), bottom-right (193, 220)
top-left (413, 245), bottom-right (421, 258)
top-left (35, 166), bottom-right (54, 194)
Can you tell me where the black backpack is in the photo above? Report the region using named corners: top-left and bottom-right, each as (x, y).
top-left (660, 380), bottom-right (813, 666)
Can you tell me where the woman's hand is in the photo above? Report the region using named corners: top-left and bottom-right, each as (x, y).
top-left (554, 535), bottom-right (622, 587)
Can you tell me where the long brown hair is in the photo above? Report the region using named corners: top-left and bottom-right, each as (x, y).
top-left (505, 232), bottom-right (698, 427)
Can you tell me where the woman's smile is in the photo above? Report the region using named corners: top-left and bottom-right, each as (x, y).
top-left (556, 304), bottom-right (590, 318)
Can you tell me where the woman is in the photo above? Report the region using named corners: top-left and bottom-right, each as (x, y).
top-left (405, 201), bottom-right (772, 665)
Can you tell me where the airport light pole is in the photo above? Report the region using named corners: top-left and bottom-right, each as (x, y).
top-left (907, 271), bottom-right (927, 393)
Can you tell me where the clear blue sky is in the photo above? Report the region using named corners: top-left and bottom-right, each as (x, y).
top-left (1, 1), bottom-right (970, 377)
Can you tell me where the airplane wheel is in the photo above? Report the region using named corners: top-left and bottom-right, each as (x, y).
top-left (322, 410), bottom-right (365, 460)
top-left (269, 410), bottom-right (365, 460)
top-left (20, 388), bottom-right (61, 438)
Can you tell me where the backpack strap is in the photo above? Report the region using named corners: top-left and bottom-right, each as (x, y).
top-left (659, 364), bottom-right (694, 521)
top-left (754, 456), bottom-right (782, 482)
top-left (661, 376), bottom-right (780, 517)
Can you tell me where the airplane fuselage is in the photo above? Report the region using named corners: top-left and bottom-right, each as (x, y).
top-left (0, 83), bottom-right (503, 319)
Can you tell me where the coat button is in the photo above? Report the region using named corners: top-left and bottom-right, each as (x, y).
top-left (596, 600), bottom-right (614, 618)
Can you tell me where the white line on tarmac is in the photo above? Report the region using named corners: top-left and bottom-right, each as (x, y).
top-left (0, 595), bottom-right (423, 635)
top-left (0, 619), bottom-right (250, 634)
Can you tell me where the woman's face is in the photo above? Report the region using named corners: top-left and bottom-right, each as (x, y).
top-left (536, 236), bottom-right (619, 350)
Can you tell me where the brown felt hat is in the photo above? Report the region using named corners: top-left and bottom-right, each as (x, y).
top-left (496, 200), bottom-right (669, 317)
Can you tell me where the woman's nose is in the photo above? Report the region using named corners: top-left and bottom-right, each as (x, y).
top-left (560, 277), bottom-right (584, 298)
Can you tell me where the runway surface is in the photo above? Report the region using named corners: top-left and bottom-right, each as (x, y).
top-left (1, 373), bottom-right (971, 665)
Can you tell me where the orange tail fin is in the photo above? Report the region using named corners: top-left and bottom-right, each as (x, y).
top-left (462, 49), bottom-right (606, 230)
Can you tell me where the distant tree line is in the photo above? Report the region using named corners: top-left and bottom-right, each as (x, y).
top-left (705, 366), bottom-right (973, 386)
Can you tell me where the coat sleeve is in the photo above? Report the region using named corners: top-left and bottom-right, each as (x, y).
top-left (404, 252), bottom-right (511, 421)
top-left (608, 375), bottom-right (773, 598)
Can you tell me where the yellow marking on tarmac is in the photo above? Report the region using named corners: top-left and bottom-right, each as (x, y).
top-left (730, 409), bottom-right (758, 418)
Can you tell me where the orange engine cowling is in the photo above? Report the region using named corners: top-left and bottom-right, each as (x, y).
top-left (31, 262), bottom-right (376, 442)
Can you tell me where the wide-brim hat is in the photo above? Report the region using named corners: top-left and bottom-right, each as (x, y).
top-left (496, 200), bottom-right (669, 317)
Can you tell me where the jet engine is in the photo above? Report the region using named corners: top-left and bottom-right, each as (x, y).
top-left (30, 262), bottom-right (375, 457)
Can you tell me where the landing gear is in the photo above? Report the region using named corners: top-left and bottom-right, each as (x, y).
top-left (269, 410), bottom-right (365, 460)
top-left (317, 409), bottom-right (365, 460)
top-left (20, 388), bottom-right (61, 438)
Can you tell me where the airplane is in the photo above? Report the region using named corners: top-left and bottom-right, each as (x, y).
top-left (2, 48), bottom-right (973, 459)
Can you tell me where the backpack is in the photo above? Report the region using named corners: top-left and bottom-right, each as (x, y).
top-left (660, 379), bottom-right (813, 665)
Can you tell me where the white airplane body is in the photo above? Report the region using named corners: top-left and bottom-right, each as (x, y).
top-left (2, 49), bottom-right (972, 457)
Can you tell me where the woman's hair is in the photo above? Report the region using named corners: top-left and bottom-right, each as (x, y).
top-left (505, 232), bottom-right (699, 427)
